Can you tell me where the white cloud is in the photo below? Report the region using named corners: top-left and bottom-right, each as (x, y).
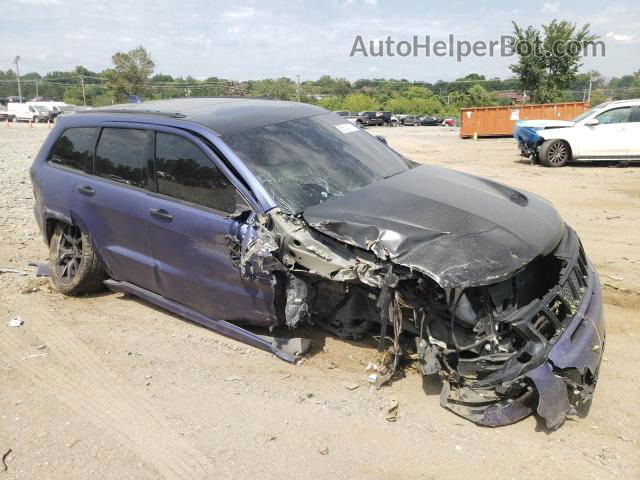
top-left (363, 0), bottom-right (377, 6)
top-left (63, 32), bottom-right (86, 40)
top-left (222, 7), bottom-right (256, 19)
top-left (541, 2), bottom-right (559, 14)
top-left (606, 31), bottom-right (635, 42)
top-left (16, 0), bottom-right (59, 4)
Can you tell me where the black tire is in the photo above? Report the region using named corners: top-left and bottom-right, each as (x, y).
top-left (48, 223), bottom-right (107, 295)
top-left (540, 139), bottom-right (571, 167)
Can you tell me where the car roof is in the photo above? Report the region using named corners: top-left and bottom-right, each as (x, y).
top-left (79, 97), bottom-right (328, 136)
top-left (605, 98), bottom-right (640, 108)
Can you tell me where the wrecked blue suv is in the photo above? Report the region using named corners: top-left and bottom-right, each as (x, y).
top-left (31, 98), bottom-right (604, 429)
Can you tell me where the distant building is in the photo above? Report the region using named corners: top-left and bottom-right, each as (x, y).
top-left (498, 90), bottom-right (530, 104)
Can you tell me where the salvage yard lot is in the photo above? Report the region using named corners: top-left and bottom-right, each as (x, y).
top-left (1, 124), bottom-right (639, 479)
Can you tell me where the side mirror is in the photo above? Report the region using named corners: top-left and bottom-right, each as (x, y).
top-left (375, 135), bottom-right (388, 145)
top-left (584, 118), bottom-right (599, 126)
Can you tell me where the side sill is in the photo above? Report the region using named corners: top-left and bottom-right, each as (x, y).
top-left (103, 279), bottom-right (298, 363)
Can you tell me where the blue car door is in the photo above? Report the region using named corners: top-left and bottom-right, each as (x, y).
top-left (144, 128), bottom-right (276, 326)
top-left (72, 125), bottom-right (159, 293)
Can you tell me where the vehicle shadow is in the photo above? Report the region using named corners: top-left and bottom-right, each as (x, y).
top-left (514, 158), bottom-right (640, 168)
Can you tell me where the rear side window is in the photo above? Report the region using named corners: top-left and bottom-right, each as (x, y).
top-left (48, 127), bottom-right (98, 172)
top-left (95, 128), bottom-right (147, 187)
top-left (155, 132), bottom-right (236, 212)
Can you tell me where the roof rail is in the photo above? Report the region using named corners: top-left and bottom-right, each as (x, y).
top-left (76, 109), bottom-right (187, 118)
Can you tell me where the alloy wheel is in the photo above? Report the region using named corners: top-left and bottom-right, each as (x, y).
top-left (56, 225), bottom-right (83, 281)
top-left (548, 142), bottom-right (568, 165)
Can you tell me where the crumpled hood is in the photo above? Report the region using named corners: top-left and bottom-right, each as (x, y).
top-left (516, 119), bottom-right (574, 129)
top-left (513, 120), bottom-right (574, 143)
top-left (303, 164), bottom-right (564, 288)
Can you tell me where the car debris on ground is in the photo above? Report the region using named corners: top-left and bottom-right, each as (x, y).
top-left (7, 317), bottom-right (23, 327)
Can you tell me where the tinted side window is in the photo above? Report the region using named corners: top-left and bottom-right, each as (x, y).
top-left (95, 128), bottom-right (147, 187)
top-left (155, 132), bottom-right (236, 213)
top-left (48, 127), bottom-right (98, 172)
top-left (596, 107), bottom-right (631, 124)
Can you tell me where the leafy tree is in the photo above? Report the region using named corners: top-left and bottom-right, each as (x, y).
top-left (467, 85), bottom-right (498, 107)
top-left (510, 20), bottom-right (598, 103)
top-left (343, 93), bottom-right (377, 112)
top-left (318, 96), bottom-right (345, 111)
top-left (103, 46), bottom-right (155, 102)
top-left (249, 78), bottom-right (296, 100)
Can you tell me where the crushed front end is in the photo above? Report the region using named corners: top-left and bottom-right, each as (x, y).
top-left (230, 160), bottom-right (605, 429)
top-left (514, 126), bottom-right (545, 160)
top-left (421, 227), bottom-right (605, 429)
top-left (237, 205), bottom-right (604, 429)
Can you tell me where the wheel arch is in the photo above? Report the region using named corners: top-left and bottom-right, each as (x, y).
top-left (540, 134), bottom-right (574, 159)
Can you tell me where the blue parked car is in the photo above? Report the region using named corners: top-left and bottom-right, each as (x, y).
top-left (31, 98), bottom-right (604, 429)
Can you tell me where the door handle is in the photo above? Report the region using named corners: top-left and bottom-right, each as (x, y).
top-left (76, 185), bottom-right (95, 196)
top-left (149, 208), bottom-right (173, 221)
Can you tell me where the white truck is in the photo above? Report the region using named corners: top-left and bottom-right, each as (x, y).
top-left (29, 101), bottom-right (77, 121)
top-left (6, 102), bottom-right (51, 123)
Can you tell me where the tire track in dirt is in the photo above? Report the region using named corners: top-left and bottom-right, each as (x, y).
top-left (0, 310), bottom-right (212, 480)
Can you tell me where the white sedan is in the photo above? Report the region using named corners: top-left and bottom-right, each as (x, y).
top-left (516, 99), bottom-right (640, 167)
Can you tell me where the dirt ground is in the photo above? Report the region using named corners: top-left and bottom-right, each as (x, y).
top-left (1, 123), bottom-right (638, 480)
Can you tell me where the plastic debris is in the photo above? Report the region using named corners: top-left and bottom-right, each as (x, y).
top-left (8, 317), bottom-right (23, 327)
top-left (0, 268), bottom-right (27, 276)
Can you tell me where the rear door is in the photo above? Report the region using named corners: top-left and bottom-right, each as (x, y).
top-left (72, 126), bottom-right (159, 293)
top-left (144, 128), bottom-right (276, 326)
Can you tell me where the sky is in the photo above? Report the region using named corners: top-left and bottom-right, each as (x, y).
top-left (2, 0), bottom-right (639, 82)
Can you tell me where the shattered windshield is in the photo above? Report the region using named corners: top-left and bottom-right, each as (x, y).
top-left (222, 113), bottom-right (412, 213)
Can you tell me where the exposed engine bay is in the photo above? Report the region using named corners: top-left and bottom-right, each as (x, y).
top-left (232, 204), bottom-right (605, 429)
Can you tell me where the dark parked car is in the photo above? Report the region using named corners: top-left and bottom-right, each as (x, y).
top-left (401, 115), bottom-right (419, 126)
top-left (420, 115), bottom-right (443, 126)
top-left (31, 98), bottom-right (604, 429)
top-left (356, 111), bottom-right (392, 126)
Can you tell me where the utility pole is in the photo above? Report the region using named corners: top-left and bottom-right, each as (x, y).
top-left (80, 76), bottom-right (87, 106)
top-left (296, 74), bottom-right (301, 102)
top-left (34, 79), bottom-right (38, 98)
top-left (13, 56), bottom-right (22, 100)
top-left (587, 75), bottom-right (593, 104)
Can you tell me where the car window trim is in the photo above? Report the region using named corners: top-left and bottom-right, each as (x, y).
top-left (146, 124), bottom-right (257, 213)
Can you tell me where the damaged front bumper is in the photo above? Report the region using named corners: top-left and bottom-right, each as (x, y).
top-left (514, 126), bottom-right (545, 159)
top-left (440, 254), bottom-right (605, 429)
